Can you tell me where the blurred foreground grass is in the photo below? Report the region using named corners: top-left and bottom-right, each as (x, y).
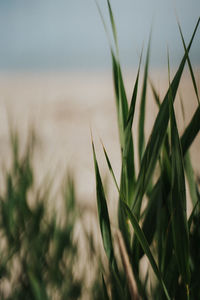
top-left (0, 128), bottom-right (104, 299)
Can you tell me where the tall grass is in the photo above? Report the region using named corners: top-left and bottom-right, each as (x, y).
top-left (93, 1), bottom-right (200, 299)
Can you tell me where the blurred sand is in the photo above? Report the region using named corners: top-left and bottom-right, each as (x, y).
top-left (0, 69), bottom-right (199, 210)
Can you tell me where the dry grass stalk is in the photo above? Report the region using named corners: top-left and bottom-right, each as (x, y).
top-left (116, 230), bottom-right (140, 300)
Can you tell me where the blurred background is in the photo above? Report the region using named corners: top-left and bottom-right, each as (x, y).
top-left (0, 0), bottom-right (199, 203)
top-left (0, 0), bottom-right (199, 70)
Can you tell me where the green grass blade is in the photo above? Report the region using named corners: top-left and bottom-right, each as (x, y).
top-left (92, 139), bottom-right (123, 289)
top-left (181, 105), bottom-right (200, 155)
top-left (149, 79), bottom-right (161, 108)
top-left (178, 20), bottom-right (200, 105)
top-left (106, 0), bottom-right (118, 54)
top-left (111, 51), bottom-right (129, 151)
top-left (107, 1), bottom-right (129, 153)
top-left (188, 197), bottom-right (199, 230)
top-left (92, 140), bottom-right (115, 267)
top-left (124, 141), bottom-right (135, 205)
top-left (111, 51), bottom-right (120, 110)
top-left (107, 0), bottom-right (137, 209)
top-left (96, 0), bottom-right (128, 147)
top-left (132, 18), bottom-right (200, 217)
top-left (132, 180), bottom-right (162, 261)
top-left (169, 89), bottom-right (190, 285)
top-left (118, 165), bottom-right (132, 254)
top-left (116, 56), bottom-right (142, 247)
top-left (116, 230), bottom-right (139, 299)
top-left (184, 151), bottom-right (198, 206)
top-left (112, 50), bottom-right (135, 247)
top-left (179, 92), bottom-right (186, 122)
top-left (102, 274), bottom-right (110, 300)
top-left (123, 55), bottom-right (142, 203)
top-left (111, 53), bottom-right (136, 251)
top-left (102, 143), bottom-right (120, 196)
top-left (125, 52), bottom-right (142, 156)
top-left (122, 201), bottom-right (171, 300)
top-left (112, 52), bottom-right (128, 123)
top-left (110, 268), bottom-right (125, 300)
top-left (138, 35), bottom-right (151, 164)
top-left (28, 271), bottom-right (48, 300)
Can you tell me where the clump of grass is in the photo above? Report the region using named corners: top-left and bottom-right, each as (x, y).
top-left (93, 1), bottom-right (200, 299)
top-left (0, 129), bottom-right (83, 299)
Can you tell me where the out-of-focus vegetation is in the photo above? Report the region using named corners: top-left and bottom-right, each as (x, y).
top-left (0, 129), bottom-right (105, 300)
top-left (0, 129), bottom-right (83, 299)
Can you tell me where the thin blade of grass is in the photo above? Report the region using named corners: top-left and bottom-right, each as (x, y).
top-left (122, 201), bottom-right (171, 300)
top-left (124, 141), bottom-right (135, 204)
top-left (106, 0), bottom-right (119, 54)
top-left (149, 79), bottom-right (161, 108)
top-left (138, 35), bottom-right (151, 164)
top-left (116, 230), bottom-right (139, 300)
top-left (102, 143), bottom-right (120, 195)
top-left (181, 105), bottom-right (200, 155)
top-left (96, 0), bottom-right (128, 141)
top-left (92, 140), bottom-right (116, 269)
top-left (188, 195), bottom-right (199, 230)
top-left (111, 51), bottom-right (129, 149)
top-left (118, 168), bottom-right (132, 254)
top-left (179, 92), bottom-right (186, 122)
top-left (111, 48), bottom-right (134, 252)
top-left (110, 269), bottom-right (125, 300)
top-left (107, 1), bottom-right (129, 153)
top-left (178, 93), bottom-right (198, 207)
top-left (178, 20), bottom-right (200, 105)
top-left (28, 271), bottom-right (48, 300)
top-left (169, 80), bottom-right (190, 285)
top-left (102, 274), bottom-right (110, 300)
top-left (107, 0), bottom-right (137, 211)
top-left (123, 55), bottom-right (142, 203)
top-left (132, 180), bottom-right (162, 261)
top-left (125, 52), bottom-right (142, 157)
top-left (132, 18), bottom-right (200, 217)
top-left (184, 151), bottom-right (198, 206)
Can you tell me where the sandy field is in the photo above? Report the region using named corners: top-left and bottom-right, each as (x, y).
top-left (0, 69), bottom-right (199, 211)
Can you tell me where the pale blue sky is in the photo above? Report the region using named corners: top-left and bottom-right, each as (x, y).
top-left (0, 0), bottom-right (199, 70)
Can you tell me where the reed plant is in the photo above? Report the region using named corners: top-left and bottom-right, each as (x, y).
top-left (92, 1), bottom-right (200, 299)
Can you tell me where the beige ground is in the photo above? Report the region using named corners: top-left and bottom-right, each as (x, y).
top-left (0, 71), bottom-right (116, 207)
top-left (0, 69), bottom-right (199, 208)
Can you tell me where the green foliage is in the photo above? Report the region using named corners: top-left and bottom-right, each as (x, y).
top-left (93, 1), bottom-right (200, 299)
top-left (0, 131), bottom-right (82, 299)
